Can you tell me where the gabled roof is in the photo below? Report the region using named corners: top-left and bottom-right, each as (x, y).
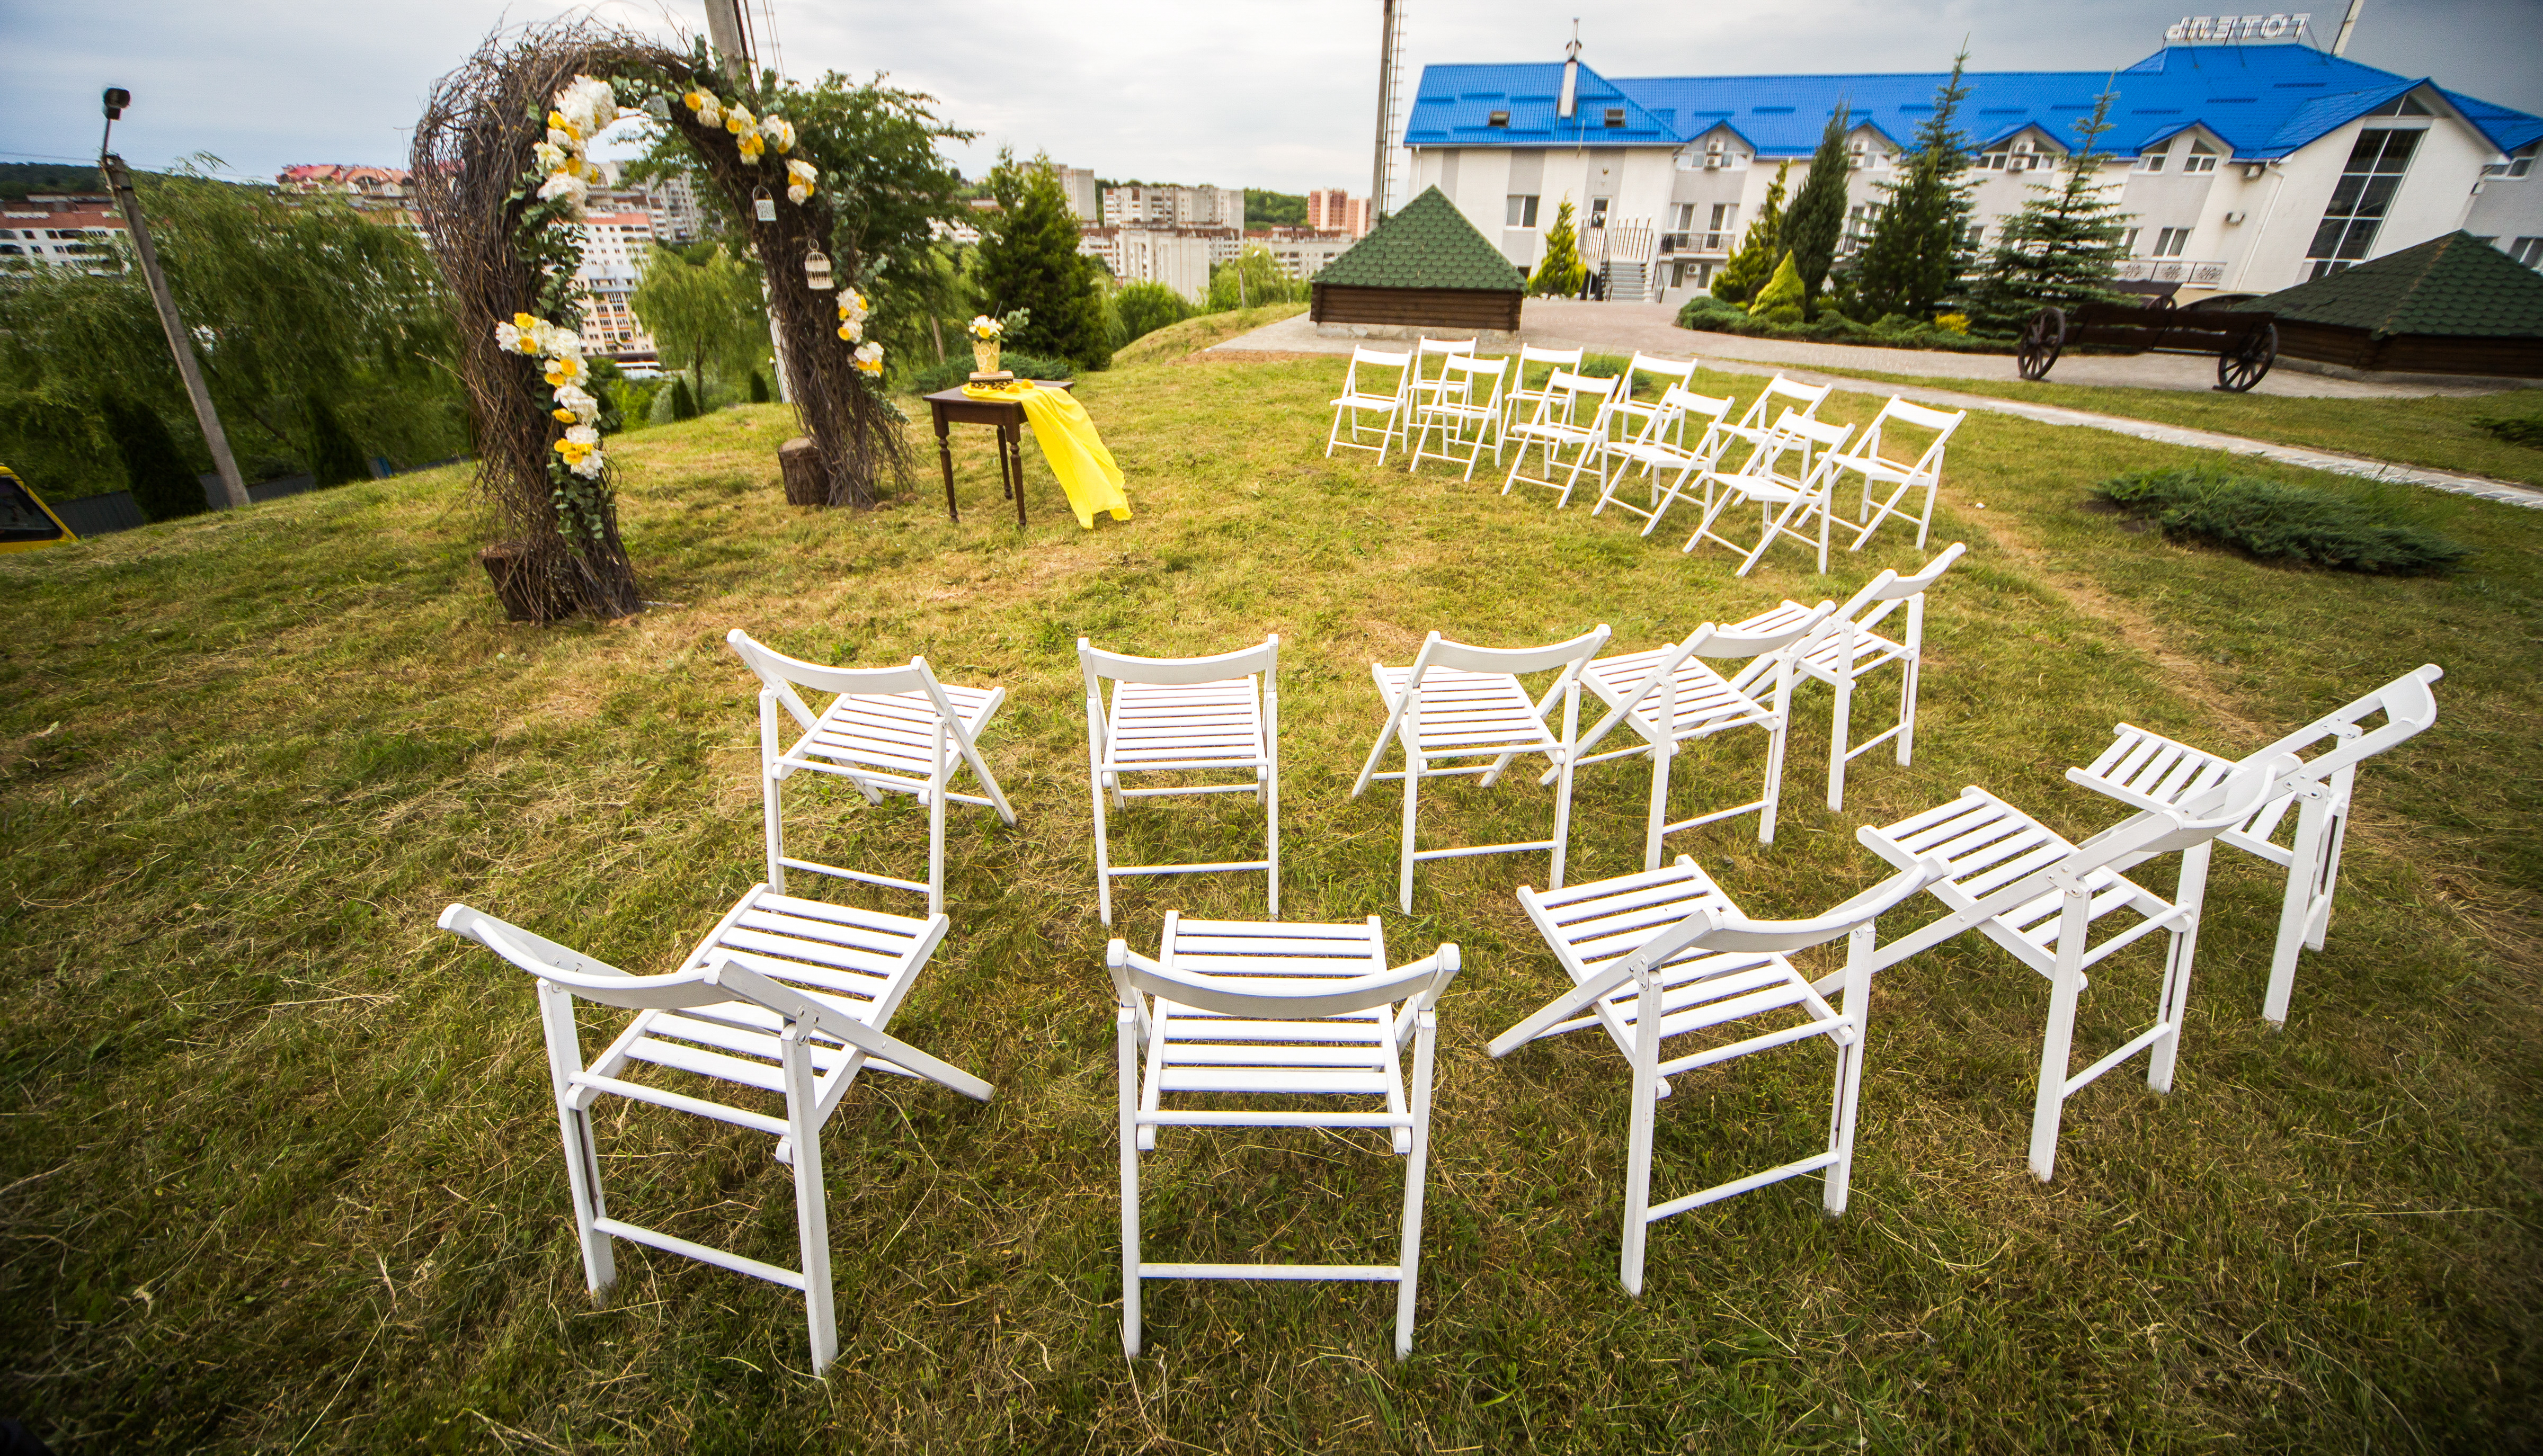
top-left (2245, 231), bottom-right (2543, 338)
top-left (1403, 44), bottom-right (2543, 164)
top-left (1313, 185), bottom-right (1527, 293)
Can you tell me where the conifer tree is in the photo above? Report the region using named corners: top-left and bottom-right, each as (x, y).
top-left (1968, 87), bottom-right (2133, 330)
top-left (1781, 105), bottom-right (1854, 317)
top-left (306, 396), bottom-right (370, 487)
top-left (669, 376), bottom-right (699, 421)
top-left (1711, 162), bottom-right (1789, 305)
top-left (1530, 196), bottom-right (1587, 297)
top-left (103, 396), bottom-right (208, 523)
top-left (1853, 51), bottom-right (1977, 320)
top-left (976, 152), bottom-right (1112, 370)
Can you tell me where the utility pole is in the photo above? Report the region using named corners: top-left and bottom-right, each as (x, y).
top-left (703, 0), bottom-right (754, 87)
top-left (99, 88), bottom-right (247, 510)
top-left (1371, 0), bottom-right (1400, 219)
top-left (2331, 0), bottom-right (2367, 55)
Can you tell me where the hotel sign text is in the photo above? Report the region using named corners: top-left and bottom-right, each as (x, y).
top-left (2166, 14), bottom-right (2312, 41)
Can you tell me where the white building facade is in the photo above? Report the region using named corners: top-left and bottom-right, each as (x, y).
top-left (1403, 38), bottom-right (2543, 303)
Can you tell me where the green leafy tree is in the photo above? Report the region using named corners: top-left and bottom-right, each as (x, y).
top-left (1205, 245), bottom-right (1308, 312)
top-left (975, 152), bottom-right (1110, 370)
top-left (1782, 105), bottom-right (1853, 317)
top-left (102, 396), bottom-right (206, 522)
top-left (629, 242), bottom-right (767, 397)
top-left (306, 396), bottom-right (369, 487)
top-left (1968, 88), bottom-right (2133, 330)
top-left (1853, 52), bottom-right (1977, 321)
top-left (1711, 162), bottom-right (1789, 305)
top-left (1245, 190), bottom-right (1308, 227)
top-left (1530, 196), bottom-right (1587, 297)
top-left (1113, 281), bottom-right (1190, 344)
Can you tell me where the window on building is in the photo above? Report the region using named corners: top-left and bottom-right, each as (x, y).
top-left (2121, 226), bottom-right (2142, 254)
top-left (2483, 144), bottom-right (2537, 180)
top-left (2136, 149), bottom-right (2167, 173)
top-left (1964, 222), bottom-right (1986, 248)
top-left (1589, 196), bottom-right (1611, 227)
top-left (1505, 193), bottom-right (1540, 228)
top-left (1487, 110), bottom-right (1510, 128)
top-left (1670, 202), bottom-right (1696, 232)
top-left (2512, 237), bottom-right (2543, 269)
top-left (2366, 93), bottom-right (2431, 117)
top-left (1604, 107), bottom-right (1626, 128)
top-left (2183, 141), bottom-right (2220, 174)
top-left (2306, 127), bottom-right (2419, 279)
top-left (2153, 227), bottom-right (2192, 257)
top-left (1708, 202), bottom-right (1737, 250)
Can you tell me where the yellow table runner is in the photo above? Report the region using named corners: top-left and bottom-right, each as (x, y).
top-left (959, 381), bottom-right (1132, 529)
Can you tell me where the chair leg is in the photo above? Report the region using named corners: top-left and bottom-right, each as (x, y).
top-left (1896, 649), bottom-right (1922, 767)
top-left (1551, 684), bottom-right (1580, 890)
top-left (928, 728), bottom-right (950, 919)
top-left (1827, 671), bottom-right (1853, 813)
top-left (1620, 973), bottom-right (1662, 1296)
top-left (1643, 740), bottom-right (1673, 873)
top-left (1758, 717), bottom-right (1790, 845)
top-left (1393, 1013), bottom-right (1437, 1360)
top-left (1823, 924), bottom-right (1874, 1216)
top-left (781, 1029), bottom-right (838, 1376)
top-left (1398, 753), bottom-right (1422, 915)
top-left (2309, 786), bottom-right (2352, 953)
top-left (1117, 1010), bottom-right (1143, 1358)
top-left (1092, 773), bottom-right (1115, 929)
top-left (762, 765), bottom-right (787, 895)
top-left (1265, 756), bottom-right (1282, 922)
top-left (560, 1103), bottom-right (616, 1299)
top-left (2149, 842), bottom-right (2213, 1094)
top-left (2029, 882), bottom-right (2093, 1183)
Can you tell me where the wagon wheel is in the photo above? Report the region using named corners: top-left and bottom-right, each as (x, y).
top-left (2016, 307), bottom-right (2065, 381)
top-left (2217, 320), bottom-right (2277, 392)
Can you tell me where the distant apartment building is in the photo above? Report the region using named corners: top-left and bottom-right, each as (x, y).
top-left (1306, 189), bottom-right (1371, 237)
top-left (585, 162), bottom-right (703, 247)
top-left (1054, 165), bottom-right (1099, 222)
top-left (275, 164), bottom-right (426, 242)
top-left (0, 195), bottom-right (126, 274)
top-left (1247, 227), bottom-right (1356, 279)
top-left (575, 211), bottom-right (659, 359)
top-left (1102, 184), bottom-right (1245, 229)
top-left (1078, 224), bottom-right (1244, 302)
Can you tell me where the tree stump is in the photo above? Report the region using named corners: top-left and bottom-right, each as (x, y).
top-left (779, 436), bottom-right (826, 506)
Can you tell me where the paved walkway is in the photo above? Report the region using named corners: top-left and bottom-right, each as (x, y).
top-left (1207, 302), bottom-right (2543, 510)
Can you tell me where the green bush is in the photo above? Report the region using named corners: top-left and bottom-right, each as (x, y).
top-left (2473, 414), bottom-right (2543, 448)
top-left (1674, 296), bottom-right (1749, 332)
top-left (103, 396), bottom-right (208, 523)
top-left (1113, 282), bottom-right (1191, 346)
top-left (669, 377), bottom-right (699, 421)
top-left (306, 396), bottom-right (370, 487)
top-left (1748, 253), bottom-right (1804, 323)
top-left (2095, 467), bottom-right (2469, 575)
top-left (748, 371), bottom-right (770, 404)
top-left (900, 352), bottom-right (1078, 396)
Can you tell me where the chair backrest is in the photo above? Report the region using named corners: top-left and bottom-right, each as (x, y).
top-left (1624, 351), bottom-right (1696, 396)
top-left (2079, 664), bottom-right (2443, 815)
top-left (1845, 397), bottom-right (1964, 476)
top-left (1513, 345), bottom-right (1585, 394)
top-left (1723, 410), bottom-right (1852, 486)
top-left (1815, 541), bottom-right (1967, 647)
top-left (1107, 935), bottom-right (1461, 1022)
top-left (1081, 635), bottom-right (1279, 696)
top-left (1413, 336), bottom-right (1477, 390)
top-left (1441, 354), bottom-right (1509, 406)
top-left (2074, 755), bottom-right (2279, 869)
top-left (1640, 854), bottom-right (1944, 965)
top-left (1342, 346), bottom-right (1413, 399)
top-left (1731, 374), bottom-right (1833, 433)
top-left (1406, 623), bottom-right (1613, 684)
top-left (441, 903), bottom-right (727, 1012)
top-left (727, 629), bottom-right (957, 737)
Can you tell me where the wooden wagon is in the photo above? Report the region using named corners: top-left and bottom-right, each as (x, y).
top-left (2015, 298), bottom-right (2280, 392)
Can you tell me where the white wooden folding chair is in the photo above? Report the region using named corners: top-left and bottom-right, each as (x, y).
top-left (1830, 398), bottom-right (1966, 551)
top-left (1407, 336), bottom-right (1477, 417)
top-left (1726, 542), bottom-right (1967, 811)
top-left (1852, 758), bottom-right (2274, 1181)
top-left (1604, 352), bottom-right (1700, 450)
top-left (727, 630), bottom-right (1016, 918)
top-left (1109, 916), bottom-right (1461, 1359)
top-left (1326, 346), bottom-right (1415, 463)
top-left (1488, 850), bottom-right (1942, 1293)
top-left (1408, 354), bottom-right (1510, 480)
top-left (1351, 625), bottom-right (1612, 913)
top-left (1713, 374), bottom-right (1834, 469)
top-left (1555, 607), bottom-right (1835, 866)
top-left (1592, 386), bottom-right (1737, 538)
top-left (439, 888), bottom-right (993, 1376)
top-left (1079, 635), bottom-right (1281, 927)
top-left (1501, 344), bottom-right (1585, 436)
top-left (1681, 412), bottom-right (1856, 575)
top-left (1502, 370), bottom-right (1622, 508)
top-left (2067, 664), bottom-right (2442, 1026)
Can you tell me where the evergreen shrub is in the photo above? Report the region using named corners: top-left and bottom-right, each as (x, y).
top-left (306, 396), bottom-right (370, 487)
top-left (669, 377), bottom-right (699, 421)
top-left (2095, 467), bottom-right (2469, 575)
top-left (2473, 414), bottom-right (2543, 448)
top-left (748, 372), bottom-right (770, 403)
top-left (103, 396), bottom-right (208, 523)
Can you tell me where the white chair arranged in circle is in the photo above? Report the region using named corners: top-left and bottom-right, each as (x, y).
top-left (727, 630), bottom-right (1016, 918)
top-left (1409, 353), bottom-right (1511, 480)
top-left (1501, 344), bottom-right (1585, 436)
top-left (1108, 915), bottom-right (1461, 1359)
top-left (1504, 369), bottom-right (1623, 508)
top-left (1407, 335), bottom-right (1479, 418)
top-left (1488, 850), bottom-right (1944, 1294)
top-left (1853, 757), bottom-right (2274, 1181)
top-left (1725, 542), bottom-right (1967, 811)
top-left (1326, 346), bottom-right (1416, 464)
top-left (1713, 373), bottom-right (1835, 468)
top-left (1682, 410), bottom-right (1857, 575)
top-left (2066, 664), bottom-right (2441, 1027)
top-left (1829, 397), bottom-right (1967, 551)
top-left (1078, 635), bottom-right (1282, 927)
top-left (1351, 624), bottom-right (1612, 913)
top-left (1593, 386), bottom-right (1738, 538)
top-left (1554, 606), bottom-right (1836, 867)
top-left (1604, 352), bottom-right (1700, 451)
top-left (439, 889), bottom-right (993, 1376)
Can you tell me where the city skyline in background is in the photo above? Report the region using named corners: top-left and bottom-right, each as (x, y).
top-left (5, 1), bottom-right (2540, 197)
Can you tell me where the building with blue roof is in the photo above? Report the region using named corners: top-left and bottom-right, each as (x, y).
top-left (1401, 34), bottom-right (2542, 303)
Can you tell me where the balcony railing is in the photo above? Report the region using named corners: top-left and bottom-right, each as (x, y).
top-left (2115, 257), bottom-right (2228, 288)
top-left (1658, 231), bottom-right (1732, 256)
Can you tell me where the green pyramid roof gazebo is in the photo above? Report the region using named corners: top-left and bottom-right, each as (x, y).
top-left (1311, 186), bottom-right (1528, 335)
top-left (2238, 232), bottom-right (2543, 377)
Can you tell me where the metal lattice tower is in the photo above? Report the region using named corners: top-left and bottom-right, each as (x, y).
top-left (1372, 0), bottom-right (1406, 219)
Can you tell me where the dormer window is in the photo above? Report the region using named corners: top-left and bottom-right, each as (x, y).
top-left (2183, 141), bottom-right (2220, 173)
top-left (1603, 107), bottom-right (1626, 128)
top-left (2482, 142), bottom-right (2536, 180)
top-left (2368, 93), bottom-right (2431, 118)
top-left (1487, 110), bottom-right (1510, 128)
top-left (2136, 148), bottom-right (2167, 173)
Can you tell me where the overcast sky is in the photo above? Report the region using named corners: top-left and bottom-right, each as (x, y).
top-left (5, 0), bottom-right (2537, 192)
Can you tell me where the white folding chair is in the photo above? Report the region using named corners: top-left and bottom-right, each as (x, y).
top-left (1501, 344), bottom-right (1585, 436)
top-left (1407, 335), bottom-right (1478, 417)
top-left (1853, 758), bottom-right (2274, 1181)
top-left (1726, 542), bottom-right (1967, 810)
top-left (1326, 346), bottom-right (1415, 464)
top-left (727, 630), bottom-right (1016, 917)
top-left (1109, 916), bottom-right (1461, 1359)
top-left (1079, 635), bottom-right (1281, 927)
top-left (1488, 850), bottom-right (1942, 1293)
top-left (2067, 664), bottom-right (2441, 1026)
top-left (1593, 386), bottom-right (1737, 538)
top-left (1713, 374), bottom-right (1834, 469)
top-left (1682, 411), bottom-right (1856, 575)
top-left (1350, 625), bottom-right (1612, 913)
top-left (1408, 354), bottom-right (1510, 480)
top-left (1502, 370), bottom-right (1622, 508)
top-left (1831, 398), bottom-right (1966, 551)
top-left (1556, 606), bottom-right (1835, 866)
top-left (1605, 352), bottom-right (1700, 450)
top-left (439, 889), bottom-right (993, 1376)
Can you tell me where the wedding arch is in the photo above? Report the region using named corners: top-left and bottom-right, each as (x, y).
top-left (412, 22), bottom-right (906, 621)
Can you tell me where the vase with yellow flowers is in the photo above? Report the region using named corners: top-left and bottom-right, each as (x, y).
top-left (967, 309), bottom-right (1030, 381)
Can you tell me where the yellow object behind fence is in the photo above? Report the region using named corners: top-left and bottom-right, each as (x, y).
top-left (0, 466), bottom-right (76, 552)
top-left (961, 381), bottom-right (1131, 530)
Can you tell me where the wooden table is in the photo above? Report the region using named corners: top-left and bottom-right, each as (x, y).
top-left (924, 380), bottom-right (1074, 526)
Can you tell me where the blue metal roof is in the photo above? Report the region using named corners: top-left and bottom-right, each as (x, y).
top-left (1404, 44), bottom-right (2542, 164)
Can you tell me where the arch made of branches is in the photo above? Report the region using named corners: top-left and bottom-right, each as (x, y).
top-left (413, 21), bottom-right (906, 622)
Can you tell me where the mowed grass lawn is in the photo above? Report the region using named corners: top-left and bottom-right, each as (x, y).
top-left (3, 355), bottom-right (2538, 1453)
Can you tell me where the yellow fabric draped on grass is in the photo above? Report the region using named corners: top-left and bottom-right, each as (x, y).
top-left (959, 381), bottom-right (1131, 529)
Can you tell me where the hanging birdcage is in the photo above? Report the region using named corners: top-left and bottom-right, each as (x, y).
top-left (803, 248), bottom-right (835, 291)
top-left (752, 186), bottom-right (776, 222)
